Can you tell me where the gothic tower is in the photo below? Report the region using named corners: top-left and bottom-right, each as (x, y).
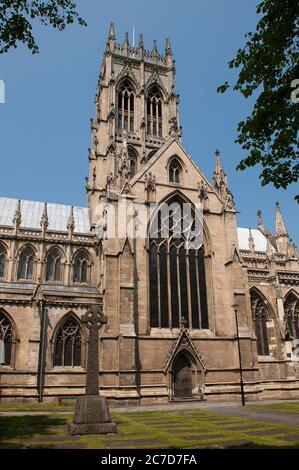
top-left (86, 23), bottom-right (181, 221)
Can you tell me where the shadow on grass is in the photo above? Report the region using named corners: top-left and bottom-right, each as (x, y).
top-left (0, 415), bottom-right (68, 443)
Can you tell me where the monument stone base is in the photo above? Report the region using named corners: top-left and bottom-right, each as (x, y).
top-left (68, 395), bottom-right (117, 435)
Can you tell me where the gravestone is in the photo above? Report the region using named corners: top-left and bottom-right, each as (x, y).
top-left (68, 305), bottom-right (117, 435)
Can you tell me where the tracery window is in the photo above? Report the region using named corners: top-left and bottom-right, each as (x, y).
top-left (54, 315), bottom-right (82, 367)
top-left (251, 291), bottom-right (270, 356)
top-left (17, 247), bottom-right (34, 280)
top-left (117, 80), bottom-right (135, 132)
top-left (149, 196), bottom-right (208, 329)
top-left (73, 251), bottom-right (88, 283)
top-left (284, 293), bottom-right (299, 340)
top-left (0, 245), bottom-right (6, 278)
top-left (46, 249), bottom-right (62, 282)
top-left (147, 86), bottom-right (163, 137)
top-left (169, 158), bottom-right (182, 183)
top-left (0, 311), bottom-right (13, 366)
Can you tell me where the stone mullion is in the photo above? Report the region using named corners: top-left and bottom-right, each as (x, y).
top-left (185, 253), bottom-right (192, 329)
top-left (176, 248), bottom-right (181, 322)
top-left (157, 249), bottom-right (161, 328)
top-left (121, 94), bottom-right (124, 130)
top-left (195, 253), bottom-right (202, 328)
top-left (166, 249), bottom-right (171, 328)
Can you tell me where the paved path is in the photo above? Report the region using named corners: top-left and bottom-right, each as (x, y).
top-left (1, 399), bottom-right (299, 427)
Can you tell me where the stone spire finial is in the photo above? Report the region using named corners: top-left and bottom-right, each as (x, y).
top-left (212, 149), bottom-right (228, 198)
top-left (138, 32), bottom-right (144, 49)
top-left (165, 37), bottom-right (172, 55)
top-left (257, 209), bottom-right (277, 252)
top-left (13, 199), bottom-right (22, 232)
top-left (108, 22), bottom-right (115, 41)
top-left (67, 206), bottom-right (75, 236)
top-left (125, 32), bottom-right (129, 47)
top-left (275, 202), bottom-right (289, 254)
top-left (152, 39), bottom-right (158, 56)
top-left (40, 202), bottom-right (49, 236)
top-left (275, 202), bottom-right (288, 238)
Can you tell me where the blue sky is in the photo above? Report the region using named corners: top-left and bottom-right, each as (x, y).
top-left (0, 0), bottom-right (298, 243)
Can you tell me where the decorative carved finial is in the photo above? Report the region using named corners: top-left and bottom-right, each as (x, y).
top-left (165, 37), bottom-right (172, 55)
top-left (13, 199), bottom-right (22, 232)
top-left (125, 32), bottom-right (129, 47)
top-left (138, 32), bottom-right (144, 49)
top-left (67, 206), bottom-right (75, 236)
top-left (108, 22), bottom-right (115, 41)
top-left (40, 202), bottom-right (49, 235)
top-left (275, 201), bottom-right (288, 238)
top-left (152, 39), bottom-right (158, 55)
top-left (180, 316), bottom-right (188, 330)
top-left (198, 180), bottom-right (209, 201)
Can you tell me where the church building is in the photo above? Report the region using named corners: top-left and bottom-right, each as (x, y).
top-left (0, 24), bottom-right (299, 404)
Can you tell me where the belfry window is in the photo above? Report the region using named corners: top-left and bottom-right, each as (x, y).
top-left (73, 251), bottom-right (88, 283)
top-left (147, 86), bottom-right (163, 137)
top-left (0, 310), bottom-right (13, 366)
top-left (0, 245), bottom-right (6, 278)
top-left (17, 247), bottom-right (34, 280)
top-left (284, 293), bottom-right (299, 340)
top-left (46, 249), bottom-right (62, 282)
top-left (251, 291), bottom-right (270, 356)
top-left (149, 196), bottom-right (208, 329)
top-left (169, 158), bottom-right (182, 183)
top-left (54, 315), bottom-right (82, 367)
top-left (117, 80), bottom-right (135, 132)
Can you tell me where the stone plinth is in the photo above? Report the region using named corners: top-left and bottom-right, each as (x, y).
top-left (68, 396), bottom-right (117, 435)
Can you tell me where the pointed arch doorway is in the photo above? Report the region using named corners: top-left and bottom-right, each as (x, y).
top-left (173, 354), bottom-right (192, 398)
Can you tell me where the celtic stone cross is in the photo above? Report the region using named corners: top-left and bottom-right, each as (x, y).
top-left (81, 305), bottom-right (107, 396)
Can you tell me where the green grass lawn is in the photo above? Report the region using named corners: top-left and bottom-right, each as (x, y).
top-left (249, 402), bottom-right (299, 415)
top-left (0, 408), bottom-right (299, 449)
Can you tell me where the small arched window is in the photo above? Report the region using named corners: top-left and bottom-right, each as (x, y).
top-left (284, 293), bottom-right (299, 339)
top-left (73, 251), bottom-right (88, 283)
top-left (54, 315), bottom-right (82, 367)
top-left (46, 249), bottom-right (62, 282)
top-left (251, 291), bottom-right (270, 356)
top-left (17, 247), bottom-right (34, 280)
top-left (147, 86), bottom-right (163, 137)
top-left (117, 80), bottom-right (135, 132)
top-left (169, 158), bottom-right (182, 183)
top-left (0, 245), bottom-right (6, 278)
top-left (0, 310), bottom-right (13, 366)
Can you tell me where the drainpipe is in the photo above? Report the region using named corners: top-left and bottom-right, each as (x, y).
top-left (37, 299), bottom-right (48, 403)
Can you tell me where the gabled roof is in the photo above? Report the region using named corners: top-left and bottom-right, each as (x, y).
top-left (0, 197), bottom-right (91, 233)
top-left (130, 136), bottom-right (220, 199)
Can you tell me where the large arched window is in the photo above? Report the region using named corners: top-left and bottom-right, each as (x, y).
top-left (73, 251), bottom-right (89, 284)
top-left (46, 249), bottom-right (62, 282)
top-left (0, 310), bottom-right (14, 366)
top-left (117, 80), bottom-right (135, 132)
top-left (53, 315), bottom-right (82, 367)
top-left (149, 196), bottom-right (208, 329)
top-left (17, 247), bottom-right (34, 280)
top-left (251, 290), bottom-right (270, 356)
top-left (169, 158), bottom-right (182, 184)
top-left (147, 86), bottom-right (163, 137)
top-left (0, 245), bottom-right (6, 278)
top-left (284, 292), bottom-right (299, 340)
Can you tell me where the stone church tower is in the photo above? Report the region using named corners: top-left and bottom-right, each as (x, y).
top-left (0, 24), bottom-right (299, 404)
